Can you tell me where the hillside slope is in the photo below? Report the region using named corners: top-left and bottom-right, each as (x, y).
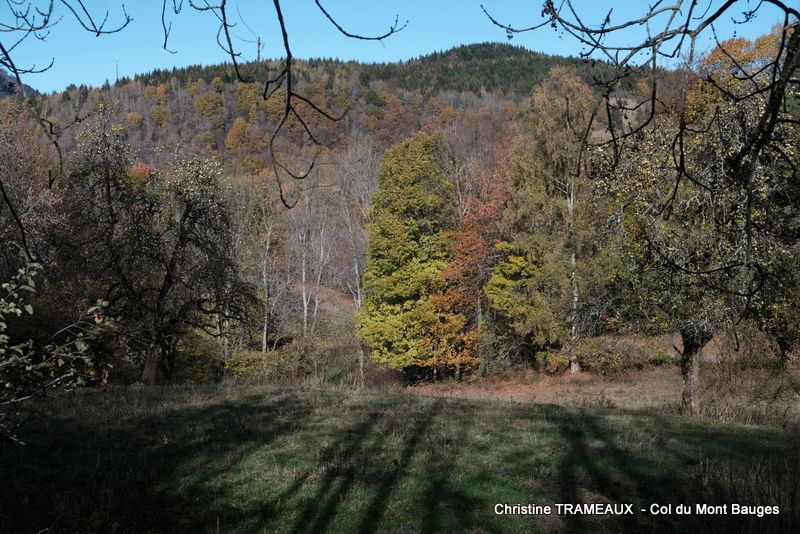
top-left (0, 69), bottom-right (36, 98)
top-left (128, 42), bottom-right (625, 96)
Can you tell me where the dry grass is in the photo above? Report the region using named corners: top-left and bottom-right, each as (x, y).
top-left (413, 365), bottom-right (680, 408)
top-left (414, 362), bottom-right (800, 428)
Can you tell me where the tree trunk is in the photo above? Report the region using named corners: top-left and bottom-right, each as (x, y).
top-left (261, 225), bottom-right (273, 353)
top-left (567, 178), bottom-right (581, 374)
top-left (679, 327), bottom-right (712, 416)
top-left (300, 228), bottom-right (309, 337)
top-left (141, 344), bottom-right (162, 386)
top-left (262, 316), bottom-right (270, 353)
top-left (163, 339), bottom-right (177, 381)
top-left (357, 341), bottom-right (366, 390)
top-left (569, 251), bottom-right (581, 373)
top-left (776, 336), bottom-right (791, 368)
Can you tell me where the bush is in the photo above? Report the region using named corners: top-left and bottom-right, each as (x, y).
top-left (578, 348), bottom-right (625, 373)
top-left (174, 335), bottom-right (224, 384)
top-left (647, 349), bottom-right (675, 367)
top-left (225, 346), bottom-right (300, 383)
top-left (571, 337), bottom-right (677, 374)
top-left (542, 352), bottom-right (570, 374)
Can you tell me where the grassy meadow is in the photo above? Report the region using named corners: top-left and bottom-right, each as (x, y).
top-left (2, 384), bottom-right (798, 533)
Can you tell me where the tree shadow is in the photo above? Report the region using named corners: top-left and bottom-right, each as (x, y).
top-left (289, 406), bottom-right (385, 534)
top-left (538, 403), bottom-right (798, 533)
top-left (2, 388), bottom-right (797, 533)
top-left (418, 402), bottom-right (481, 534)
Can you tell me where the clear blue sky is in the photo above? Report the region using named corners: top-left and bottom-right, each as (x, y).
top-left (8, 1), bottom-right (784, 93)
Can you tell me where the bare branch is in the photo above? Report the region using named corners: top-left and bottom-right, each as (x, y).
top-left (314, 0), bottom-right (407, 41)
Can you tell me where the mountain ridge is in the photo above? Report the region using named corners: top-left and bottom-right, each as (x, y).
top-left (120, 42), bottom-right (627, 96)
top-left (0, 69), bottom-right (38, 98)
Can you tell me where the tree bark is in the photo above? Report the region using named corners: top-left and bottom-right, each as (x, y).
top-left (567, 176), bottom-right (581, 373)
top-left (679, 327), bottom-right (712, 416)
top-left (300, 228), bottom-right (309, 337)
top-left (776, 336), bottom-right (791, 368)
top-left (260, 224), bottom-right (274, 353)
top-left (569, 250), bottom-right (581, 373)
top-left (141, 344), bottom-right (162, 386)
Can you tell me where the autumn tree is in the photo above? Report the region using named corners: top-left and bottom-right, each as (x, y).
top-left (530, 66), bottom-right (594, 371)
top-left (0, 100), bottom-right (58, 269)
top-left (691, 30), bottom-right (800, 365)
top-left (428, 166), bottom-right (507, 376)
top-left (225, 116), bottom-right (249, 152)
top-left (429, 107), bottom-right (513, 377)
top-left (592, 30), bottom-right (800, 413)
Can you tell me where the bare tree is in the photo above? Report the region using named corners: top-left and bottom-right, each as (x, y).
top-left (331, 132), bottom-right (380, 387)
top-left (439, 107), bottom-right (509, 220)
top-left (333, 133), bottom-right (380, 306)
top-left (287, 185), bottom-right (333, 337)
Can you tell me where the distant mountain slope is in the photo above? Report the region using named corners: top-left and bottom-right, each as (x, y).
top-left (129, 42), bottom-right (629, 96)
top-left (358, 42), bottom-right (625, 94)
top-left (0, 69), bottom-right (37, 98)
top-left (39, 41), bottom-right (649, 170)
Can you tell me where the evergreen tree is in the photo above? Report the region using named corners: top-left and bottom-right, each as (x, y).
top-left (483, 67), bottom-right (596, 369)
top-left (357, 133), bottom-right (456, 373)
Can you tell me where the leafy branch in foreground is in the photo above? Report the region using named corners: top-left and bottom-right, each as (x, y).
top-left (1, 262), bottom-right (111, 443)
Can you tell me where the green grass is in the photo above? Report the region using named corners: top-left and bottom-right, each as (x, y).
top-left (2, 386), bottom-right (798, 533)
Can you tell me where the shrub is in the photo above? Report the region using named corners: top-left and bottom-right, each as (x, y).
top-left (174, 335), bottom-right (224, 384)
top-left (225, 346), bottom-right (300, 383)
top-left (572, 337), bottom-right (677, 373)
top-left (578, 348), bottom-right (625, 373)
top-left (542, 352), bottom-right (570, 374)
top-left (647, 349), bottom-right (675, 367)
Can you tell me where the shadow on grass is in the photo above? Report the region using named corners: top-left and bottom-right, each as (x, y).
top-left (1, 387), bottom-right (798, 533)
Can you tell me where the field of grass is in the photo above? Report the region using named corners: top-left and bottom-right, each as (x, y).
top-left (2, 385), bottom-right (799, 533)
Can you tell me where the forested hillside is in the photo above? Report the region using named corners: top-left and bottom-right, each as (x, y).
top-left (0, 69), bottom-right (36, 97)
top-left (130, 43), bottom-right (628, 96)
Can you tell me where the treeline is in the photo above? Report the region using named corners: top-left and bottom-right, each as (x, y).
top-left (46, 43), bottom-right (639, 169)
top-left (358, 43), bottom-right (635, 94)
top-left (9, 43), bottom-right (565, 390)
top-left (356, 32), bottom-right (799, 413)
top-left (123, 43), bottom-right (629, 96)
top-left (357, 67), bottom-right (630, 378)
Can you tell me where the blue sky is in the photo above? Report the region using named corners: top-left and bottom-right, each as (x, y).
top-left (8, 1), bottom-right (784, 93)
